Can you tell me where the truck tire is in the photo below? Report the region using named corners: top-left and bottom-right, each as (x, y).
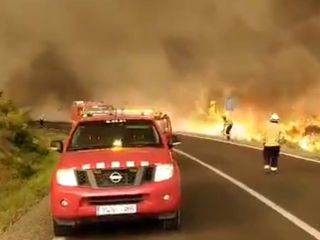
top-left (161, 210), bottom-right (181, 231)
top-left (53, 220), bottom-right (74, 237)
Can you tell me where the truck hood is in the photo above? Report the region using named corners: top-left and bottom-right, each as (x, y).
top-left (58, 148), bottom-right (171, 170)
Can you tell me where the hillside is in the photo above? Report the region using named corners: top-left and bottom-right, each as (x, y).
top-left (0, 96), bottom-right (66, 233)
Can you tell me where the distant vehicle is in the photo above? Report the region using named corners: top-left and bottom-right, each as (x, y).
top-left (119, 109), bottom-right (173, 141)
top-left (81, 104), bottom-right (115, 117)
top-left (70, 101), bottom-right (112, 127)
top-left (50, 109), bottom-right (182, 237)
top-left (70, 101), bottom-right (85, 126)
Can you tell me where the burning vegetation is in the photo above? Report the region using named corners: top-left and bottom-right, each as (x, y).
top-left (178, 102), bottom-right (320, 153)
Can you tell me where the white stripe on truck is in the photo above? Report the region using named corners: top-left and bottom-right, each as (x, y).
top-left (111, 161), bottom-right (120, 168)
top-left (140, 161), bottom-right (149, 166)
top-left (126, 161), bottom-right (135, 167)
top-left (82, 164), bottom-right (90, 170)
top-left (96, 162), bottom-right (105, 169)
top-left (81, 161), bottom-right (150, 169)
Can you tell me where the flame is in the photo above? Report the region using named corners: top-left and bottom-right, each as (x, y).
top-left (178, 109), bottom-right (320, 153)
top-left (298, 135), bottom-right (320, 152)
top-left (181, 118), bottom-right (257, 142)
top-left (299, 137), bottom-right (311, 151)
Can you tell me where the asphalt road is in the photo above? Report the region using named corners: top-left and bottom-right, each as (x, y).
top-left (1, 125), bottom-right (320, 240)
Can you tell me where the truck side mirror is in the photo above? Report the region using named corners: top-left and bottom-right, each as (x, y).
top-left (50, 140), bottom-right (63, 153)
top-left (169, 134), bottom-right (182, 148)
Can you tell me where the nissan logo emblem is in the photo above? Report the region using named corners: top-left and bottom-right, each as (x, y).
top-left (109, 172), bottom-right (123, 183)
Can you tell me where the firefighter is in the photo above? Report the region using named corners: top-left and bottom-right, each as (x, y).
top-left (39, 114), bottom-right (45, 127)
top-left (262, 113), bottom-right (284, 173)
top-left (222, 112), bottom-right (233, 140)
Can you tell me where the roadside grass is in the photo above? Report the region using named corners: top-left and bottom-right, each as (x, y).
top-left (0, 129), bottom-right (66, 234)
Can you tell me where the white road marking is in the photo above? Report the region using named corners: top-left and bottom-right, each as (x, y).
top-left (177, 132), bottom-right (320, 164)
top-left (174, 149), bottom-right (320, 239)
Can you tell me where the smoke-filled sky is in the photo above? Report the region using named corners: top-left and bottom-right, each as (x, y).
top-left (1, 0), bottom-right (320, 120)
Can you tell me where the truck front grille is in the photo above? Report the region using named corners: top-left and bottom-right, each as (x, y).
top-left (75, 166), bottom-right (154, 188)
top-left (94, 168), bottom-right (136, 187)
top-left (83, 194), bottom-right (144, 206)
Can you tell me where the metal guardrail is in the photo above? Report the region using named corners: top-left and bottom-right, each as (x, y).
top-left (28, 121), bottom-right (71, 133)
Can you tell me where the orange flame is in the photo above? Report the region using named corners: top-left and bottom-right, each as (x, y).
top-left (178, 110), bottom-right (320, 153)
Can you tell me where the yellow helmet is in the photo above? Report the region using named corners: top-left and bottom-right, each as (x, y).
top-left (223, 111), bottom-right (230, 117)
top-left (270, 113), bottom-right (279, 121)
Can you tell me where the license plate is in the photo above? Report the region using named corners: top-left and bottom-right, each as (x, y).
top-left (96, 204), bottom-right (137, 216)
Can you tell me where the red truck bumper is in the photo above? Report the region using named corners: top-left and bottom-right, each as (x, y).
top-left (51, 175), bottom-right (181, 224)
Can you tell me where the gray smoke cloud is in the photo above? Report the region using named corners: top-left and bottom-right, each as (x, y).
top-left (1, 0), bottom-right (320, 121)
top-left (6, 45), bottom-right (92, 108)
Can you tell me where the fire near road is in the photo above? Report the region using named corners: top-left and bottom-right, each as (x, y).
top-left (1, 123), bottom-right (320, 240)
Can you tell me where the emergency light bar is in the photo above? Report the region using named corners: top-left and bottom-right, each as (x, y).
top-left (115, 109), bottom-right (154, 115)
top-left (73, 101), bottom-right (85, 105)
top-left (81, 108), bottom-right (157, 118)
top-left (82, 109), bottom-right (114, 117)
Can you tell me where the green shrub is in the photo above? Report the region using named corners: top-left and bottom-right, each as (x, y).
top-left (0, 98), bottom-right (16, 116)
top-left (0, 95), bottom-right (67, 232)
top-left (0, 96), bottom-right (50, 179)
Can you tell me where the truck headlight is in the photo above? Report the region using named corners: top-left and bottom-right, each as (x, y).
top-left (56, 169), bottom-right (78, 187)
top-left (154, 164), bottom-right (174, 182)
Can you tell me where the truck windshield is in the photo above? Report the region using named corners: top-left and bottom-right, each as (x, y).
top-left (67, 119), bottom-right (163, 151)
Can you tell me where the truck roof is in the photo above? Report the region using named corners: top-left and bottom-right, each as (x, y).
top-left (78, 109), bottom-right (156, 123)
top-left (74, 108), bottom-right (171, 123)
top-left (79, 114), bottom-right (156, 123)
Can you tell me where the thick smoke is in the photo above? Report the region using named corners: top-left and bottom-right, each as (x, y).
top-left (6, 45), bottom-right (92, 108)
top-left (0, 0), bottom-right (320, 121)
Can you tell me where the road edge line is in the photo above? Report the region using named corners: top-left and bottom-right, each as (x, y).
top-left (174, 149), bottom-right (320, 239)
top-left (177, 132), bottom-right (320, 164)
